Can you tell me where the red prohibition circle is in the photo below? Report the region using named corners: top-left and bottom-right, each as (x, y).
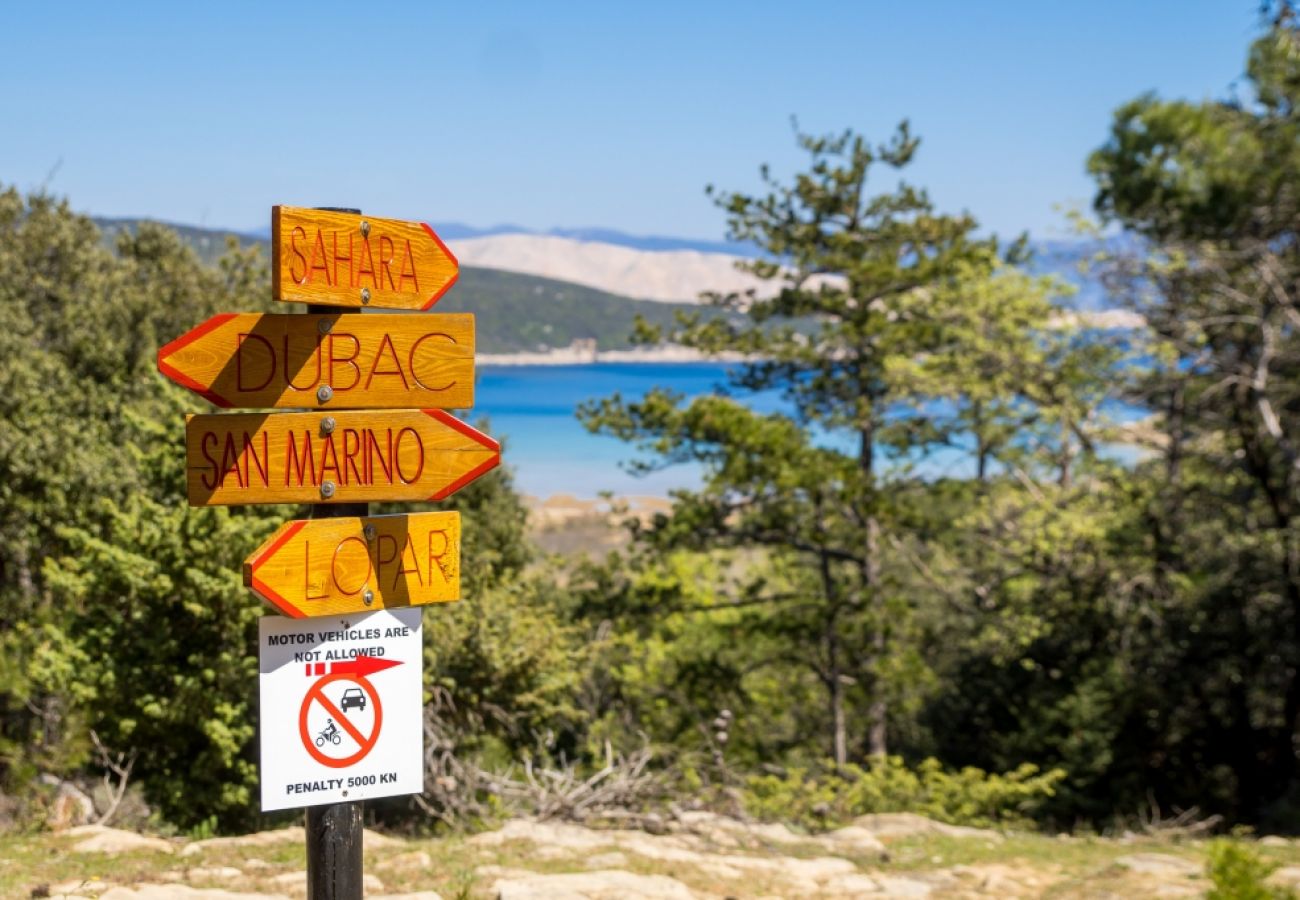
top-left (298, 673), bottom-right (383, 768)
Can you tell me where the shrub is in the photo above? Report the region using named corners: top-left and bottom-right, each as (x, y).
top-left (1206, 840), bottom-right (1295, 900)
top-left (743, 756), bottom-right (1066, 830)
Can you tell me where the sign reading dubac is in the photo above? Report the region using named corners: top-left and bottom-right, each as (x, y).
top-left (158, 206), bottom-right (496, 833)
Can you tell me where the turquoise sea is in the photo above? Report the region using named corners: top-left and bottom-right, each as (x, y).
top-left (471, 362), bottom-right (1087, 499)
top-left (473, 363), bottom-right (746, 499)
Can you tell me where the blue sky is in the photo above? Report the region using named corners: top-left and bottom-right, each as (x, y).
top-left (0, 1), bottom-right (1258, 242)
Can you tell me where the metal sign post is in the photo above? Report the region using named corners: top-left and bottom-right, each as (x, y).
top-left (306, 206), bottom-right (364, 900)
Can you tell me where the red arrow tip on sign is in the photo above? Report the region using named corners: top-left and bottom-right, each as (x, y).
top-left (332, 655), bottom-right (403, 678)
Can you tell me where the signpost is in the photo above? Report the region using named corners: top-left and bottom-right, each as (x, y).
top-left (245, 511), bottom-right (461, 618)
top-left (259, 609), bottom-right (424, 812)
top-left (158, 313), bottom-right (475, 409)
top-left (162, 205), bottom-right (485, 900)
top-left (184, 409), bottom-right (500, 507)
top-left (272, 206), bottom-right (459, 310)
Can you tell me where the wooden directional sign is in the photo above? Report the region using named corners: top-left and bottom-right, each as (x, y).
top-left (158, 313), bottom-right (474, 410)
top-left (185, 410), bottom-right (499, 507)
top-left (272, 206), bottom-right (458, 310)
top-left (245, 511), bottom-right (460, 618)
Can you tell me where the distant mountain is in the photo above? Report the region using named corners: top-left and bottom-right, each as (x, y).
top-left (450, 233), bottom-right (767, 303)
top-left (90, 217), bottom-right (726, 354)
top-left (94, 215), bottom-right (1127, 348)
top-left (243, 220), bottom-right (758, 257)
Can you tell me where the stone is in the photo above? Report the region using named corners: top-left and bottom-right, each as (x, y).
top-left (186, 866), bottom-right (243, 881)
top-left (1268, 865), bottom-right (1300, 888)
top-left (468, 819), bottom-right (614, 851)
top-left (493, 870), bottom-right (695, 899)
top-left (820, 871), bottom-right (880, 894)
top-left (99, 887), bottom-right (290, 900)
top-left (372, 894), bottom-right (444, 900)
top-left (50, 879), bottom-right (111, 895)
top-left (364, 873), bottom-right (386, 892)
top-left (66, 825), bottom-right (174, 854)
top-left (1260, 835), bottom-right (1290, 847)
top-left (363, 829), bottom-right (404, 849)
top-left (378, 850), bottom-right (433, 871)
top-left (1113, 853), bottom-right (1200, 877)
top-left (41, 777), bottom-right (96, 831)
top-left (182, 827), bottom-right (305, 857)
top-left (849, 812), bottom-right (1003, 842)
top-left (817, 825), bottom-right (888, 856)
top-left (584, 851), bottom-right (629, 868)
top-left (872, 874), bottom-right (935, 896)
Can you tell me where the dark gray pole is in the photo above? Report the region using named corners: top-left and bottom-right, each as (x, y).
top-left (305, 207), bottom-right (365, 900)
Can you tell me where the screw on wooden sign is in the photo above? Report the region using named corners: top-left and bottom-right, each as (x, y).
top-left (157, 313), bottom-right (475, 410)
top-left (184, 409), bottom-right (500, 507)
top-left (272, 206), bottom-right (459, 310)
top-left (244, 512), bottom-right (460, 618)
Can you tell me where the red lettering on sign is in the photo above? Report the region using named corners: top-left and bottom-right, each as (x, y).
top-left (429, 529), bottom-right (452, 582)
top-left (395, 534), bottom-right (421, 588)
top-left (365, 334), bottom-right (408, 391)
top-left (398, 240), bottom-right (419, 291)
top-left (304, 541), bottom-right (328, 601)
top-left (331, 536), bottom-right (370, 595)
top-left (332, 231), bottom-right (353, 288)
top-left (309, 229), bottom-right (332, 285)
top-left (409, 332), bottom-right (455, 392)
top-left (286, 432), bottom-right (316, 486)
top-left (245, 432), bottom-right (270, 487)
top-left (319, 434), bottom-right (342, 484)
top-left (357, 237), bottom-right (376, 288)
top-left (366, 430), bottom-right (393, 483)
top-left (200, 431), bottom-right (220, 489)
top-left (378, 235), bottom-right (396, 290)
top-left (342, 428), bottom-right (362, 485)
top-left (328, 334), bottom-right (361, 390)
top-left (237, 334), bottom-right (275, 391)
top-left (395, 427), bottom-right (424, 484)
top-left (285, 334), bottom-right (322, 390)
top-left (289, 227), bottom-right (309, 283)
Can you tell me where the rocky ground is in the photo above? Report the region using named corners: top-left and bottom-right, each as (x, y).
top-left (8, 812), bottom-right (1300, 899)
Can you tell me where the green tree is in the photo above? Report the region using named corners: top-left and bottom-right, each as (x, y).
top-left (582, 125), bottom-right (1068, 765)
top-left (1085, 6), bottom-right (1300, 821)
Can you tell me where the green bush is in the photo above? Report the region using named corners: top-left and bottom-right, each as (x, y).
top-left (1206, 840), bottom-right (1295, 900)
top-left (743, 756), bottom-right (1067, 830)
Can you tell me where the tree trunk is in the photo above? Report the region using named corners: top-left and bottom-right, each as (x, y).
top-left (860, 422), bottom-right (888, 758)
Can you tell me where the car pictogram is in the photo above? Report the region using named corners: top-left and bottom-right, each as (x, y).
top-left (340, 687), bottom-right (367, 712)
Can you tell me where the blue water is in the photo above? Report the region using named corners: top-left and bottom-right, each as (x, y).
top-left (472, 363), bottom-right (1146, 499)
top-left (473, 363), bottom-right (744, 498)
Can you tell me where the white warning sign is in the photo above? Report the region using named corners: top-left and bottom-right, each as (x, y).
top-left (258, 608), bottom-right (423, 811)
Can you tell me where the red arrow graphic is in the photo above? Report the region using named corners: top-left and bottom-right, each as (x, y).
top-left (304, 655), bottom-right (404, 678)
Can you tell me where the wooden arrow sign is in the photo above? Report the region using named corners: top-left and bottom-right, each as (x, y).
top-left (245, 511), bottom-right (460, 618)
top-left (272, 206), bottom-right (458, 310)
top-left (158, 313), bottom-right (474, 410)
top-left (185, 410), bottom-right (499, 507)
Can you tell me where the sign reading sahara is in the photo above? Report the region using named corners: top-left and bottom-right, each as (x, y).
top-left (245, 512), bottom-right (460, 618)
top-left (185, 409), bottom-right (499, 506)
top-left (157, 313), bottom-right (474, 410)
top-left (272, 206), bottom-right (458, 310)
top-left (259, 609), bottom-right (422, 811)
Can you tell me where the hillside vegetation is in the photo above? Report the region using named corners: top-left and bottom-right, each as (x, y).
top-left (94, 217), bottom-right (710, 354)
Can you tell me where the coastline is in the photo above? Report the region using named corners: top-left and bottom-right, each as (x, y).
top-left (477, 343), bottom-right (749, 366)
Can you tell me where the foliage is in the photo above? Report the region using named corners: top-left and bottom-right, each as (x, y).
top-left (743, 757), bottom-right (1066, 830)
top-left (1206, 839), bottom-right (1296, 900)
